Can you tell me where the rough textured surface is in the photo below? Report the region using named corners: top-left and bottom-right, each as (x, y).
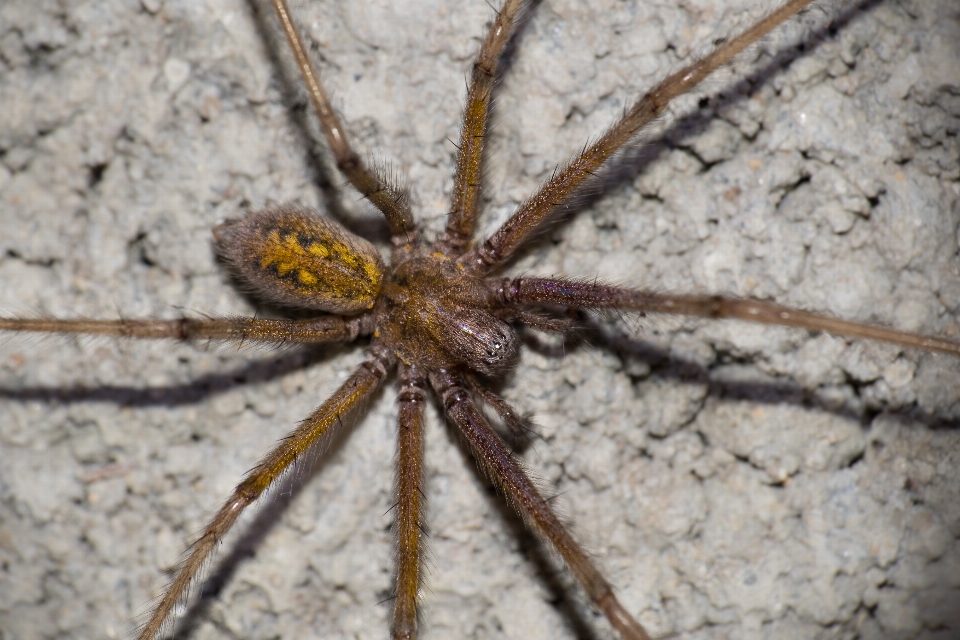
top-left (1, 0), bottom-right (959, 639)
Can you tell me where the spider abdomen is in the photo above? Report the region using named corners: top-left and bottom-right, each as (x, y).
top-left (215, 205), bottom-right (385, 313)
top-left (376, 256), bottom-right (518, 375)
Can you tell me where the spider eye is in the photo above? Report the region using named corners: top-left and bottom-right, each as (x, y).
top-left (440, 309), bottom-right (518, 376)
top-left (215, 206), bottom-right (384, 313)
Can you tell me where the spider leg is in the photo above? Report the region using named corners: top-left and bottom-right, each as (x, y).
top-left (462, 0), bottom-right (815, 272)
top-left (137, 346), bottom-right (394, 640)
top-left (495, 276), bottom-right (960, 357)
top-left (392, 365), bottom-right (428, 640)
top-left (0, 314), bottom-right (374, 344)
top-left (267, 0), bottom-right (416, 244)
top-left (440, 0), bottom-right (526, 255)
top-left (430, 369), bottom-right (652, 640)
top-left (463, 371), bottom-right (534, 442)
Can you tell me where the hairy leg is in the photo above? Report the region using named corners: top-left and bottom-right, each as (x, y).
top-left (495, 277), bottom-right (960, 356)
top-left (464, 0), bottom-right (816, 271)
top-left (137, 347), bottom-right (393, 640)
top-left (431, 369), bottom-right (652, 640)
top-left (441, 0), bottom-right (526, 254)
top-left (267, 0), bottom-right (416, 243)
top-left (392, 365), bottom-right (428, 640)
top-left (0, 315), bottom-right (374, 344)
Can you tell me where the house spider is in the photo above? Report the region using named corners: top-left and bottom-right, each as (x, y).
top-left (1, 0), bottom-right (959, 638)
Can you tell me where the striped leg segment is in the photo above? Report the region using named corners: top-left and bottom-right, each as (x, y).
top-left (391, 365), bottom-right (429, 640)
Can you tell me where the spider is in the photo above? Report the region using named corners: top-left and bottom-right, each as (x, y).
top-left (1, 0), bottom-right (959, 638)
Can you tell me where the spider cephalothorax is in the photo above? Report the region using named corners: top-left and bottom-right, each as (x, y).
top-left (376, 253), bottom-right (521, 376)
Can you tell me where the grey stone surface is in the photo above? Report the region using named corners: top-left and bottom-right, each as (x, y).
top-left (1, 0), bottom-right (959, 639)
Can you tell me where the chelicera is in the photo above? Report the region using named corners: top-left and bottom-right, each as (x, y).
top-left (1, 0), bottom-right (958, 638)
